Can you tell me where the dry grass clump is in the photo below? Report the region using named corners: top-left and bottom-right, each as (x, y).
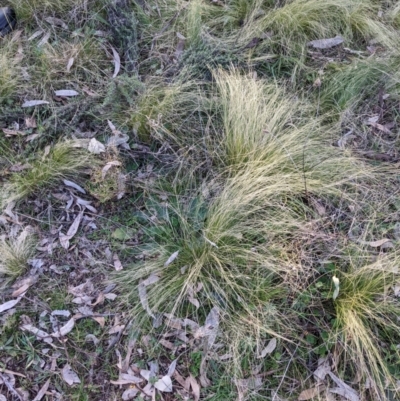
top-left (334, 256), bottom-right (400, 399)
top-left (214, 69), bottom-right (363, 185)
top-left (0, 228), bottom-right (36, 279)
top-left (0, 31), bottom-right (22, 104)
top-left (0, 141), bottom-right (94, 209)
top-left (115, 69), bottom-right (374, 378)
top-left (6, 0), bottom-right (90, 21)
top-left (259, 0), bottom-right (396, 54)
top-left (124, 78), bottom-right (210, 146)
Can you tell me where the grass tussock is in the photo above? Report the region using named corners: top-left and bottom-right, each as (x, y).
top-left (334, 257), bottom-right (400, 398)
top-left (259, 0), bottom-right (397, 53)
top-left (1, 141), bottom-right (94, 209)
top-left (0, 31), bottom-right (22, 104)
top-left (0, 228), bottom-right (36, 279)
top-left (115, 69), bottom-right (376, 379)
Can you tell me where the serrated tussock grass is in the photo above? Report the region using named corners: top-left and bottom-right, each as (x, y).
top-left (334, 257), bottom-right (400, 399)
top-left (0, 228), bottom-right (36, 280)
top-left (0, 141), bottom-right (94, 209)
top-left (115, 69), bottom-right (382, 380)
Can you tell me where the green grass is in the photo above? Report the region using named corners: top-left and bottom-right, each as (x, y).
top-left (1, 141), bottom-right (95, 208)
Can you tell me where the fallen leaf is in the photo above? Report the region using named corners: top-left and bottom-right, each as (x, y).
top-left (52, 318), bottom-right (75, 337)
top-left (159, 339), bottom-right (176, 350)
top-left (154, 375), bottom-right (173, 392)
top-left (313, 357), bottom-right (331, 381)
top-left (307, 35), bottom-right (344, 49)
top-left (92, 316), bottom-right (105, 327)
top-left (102, 161), bottom-right (122, 180)
top-left (37, 31), bottom-right (50, 47)
top-left (11, 283), bottom-right (31, 297)
top-left (21, 100), bottom-right (49, 108)
top-left (66, 57), bottom-right (74, 72)
top-left (332, 275), bottom-right (340, 300)
top-left (119, 373), bottom-right (143, 384)
top-left (54, 89), bottom-right (79, 97)
top-left (110, 46), bottom-right (121, 78)
top-left (167, 359), bottom-right (178, 377)
top-left (165, 250), bottom-right (179, 267)
top-left (139, 282), bottom-right (154, 318)
top-left (122, 388), bottom-right (139, 400)
top-left (45, 17), bottom-right (68, 29)
top-left (298, 387), bottom-right (322, 400)
top-left (28, 30), bottom-right (44, 41)
top-left (2, 128), bottom-right (26, 136)
top-left (59, 211), bottom-right (84, 249)
top-left (25, 133), bottom-right (40, 142)
top-left (174, 32), bottom-right (186, 61)
top-left (113, 253), bottom-right (123, 271)
top-left (85, 334), bottom-right (100, 345)
top-left (20, 324), bottom-right (53, 344)
top-left (0, 297), bottom-right (22, 313)
top-left (25, 117), bottom-right (37, 128)
top-left (258, 338), bottom-right (277, 358)
top-left (366, 238), bottom-right (391, 248)
top-left (187, 374), bottom-right (200, 401)
top-left (61, 364), bottom-right (81, 386)
top-left (32, 378), bottom-right (50, 401)
top-left (88, 138), bottom-right (105, 154)
top-left (327, 372), bottom-right (359, 401)
top-left (63, 179), bottom-right (86, 194)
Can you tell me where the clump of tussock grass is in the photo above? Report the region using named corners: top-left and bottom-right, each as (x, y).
top-left (123, 77), bottom-right (211, 146)
top-left (115, 69), bottom-right (374, 380)
top-left (6, 0), bottom-right (91, 21)
top-left (318, 58), bottom-right (395, 115)
top-left (0, 32), bottom-right (22, 104)
top-left (213, 69), bottom-right (363, 184)
top-left (0, 228), bottom-right (36, 280)
top-left (258, 0), bottom-right (397, 55)
top-left (334, 257), bottom-right (400, 399)
top-left (0, 141), bottom-right (94, 209)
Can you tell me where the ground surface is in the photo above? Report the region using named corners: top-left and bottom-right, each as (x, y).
top-left (2, 1), bottom-right (400, 400)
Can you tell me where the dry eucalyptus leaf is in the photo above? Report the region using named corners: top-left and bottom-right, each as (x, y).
top-left (102, 161), bottom-right (122, 180)
top-left (122, 388), bottom-right (139, 400)
top-left (327, 372), bottom-right (359, 401)
top-left (110, 46), bottom-right (120, 78)
top-left (32, 378), bottom-right (50, 401)
top-left (366, 238), bottom-right (392, 248)
top-left (165, 250), bottom-right (179, 267)
top-left (51, 318), bottom-right (75, 337)
top-left (20, 324), bottom-right (53, 344)
top-left (258, 338), bottom-right (277, 358)
top-left (45, 17), bottom-right (68, 29)
top-left (61, 364), bottom-right (81, 386)
top-left (307, 35), bottom-right (344, 49)
top-left (298, 386), bottom-right (325, 400)
top-left (154, 375), bottom-right (173, 392)
top-left (113, 253), bottom-right (123, 271)
top-left (187, 374), bottom-right (200, 401)
top-left (139, 281), bottom-right (154, 318)
top-left (21, 100), bottom-right (49, 108)
top-left (54, 89), bottom-right (79, 97)
top-left (59, 211), bottom-right (84, 249)
top-left (88, 138), bottom-right (105, 154)
top-left (0, 297), bottom-right (22, 313)
top-left (63, 179), bottom-right (86, 194)
top-left (66, 57), bottom-right (74, 72)
top-left (37, 31), bottom-right (50, 47)
top-left (313, 357), bottom-right (331, 381)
